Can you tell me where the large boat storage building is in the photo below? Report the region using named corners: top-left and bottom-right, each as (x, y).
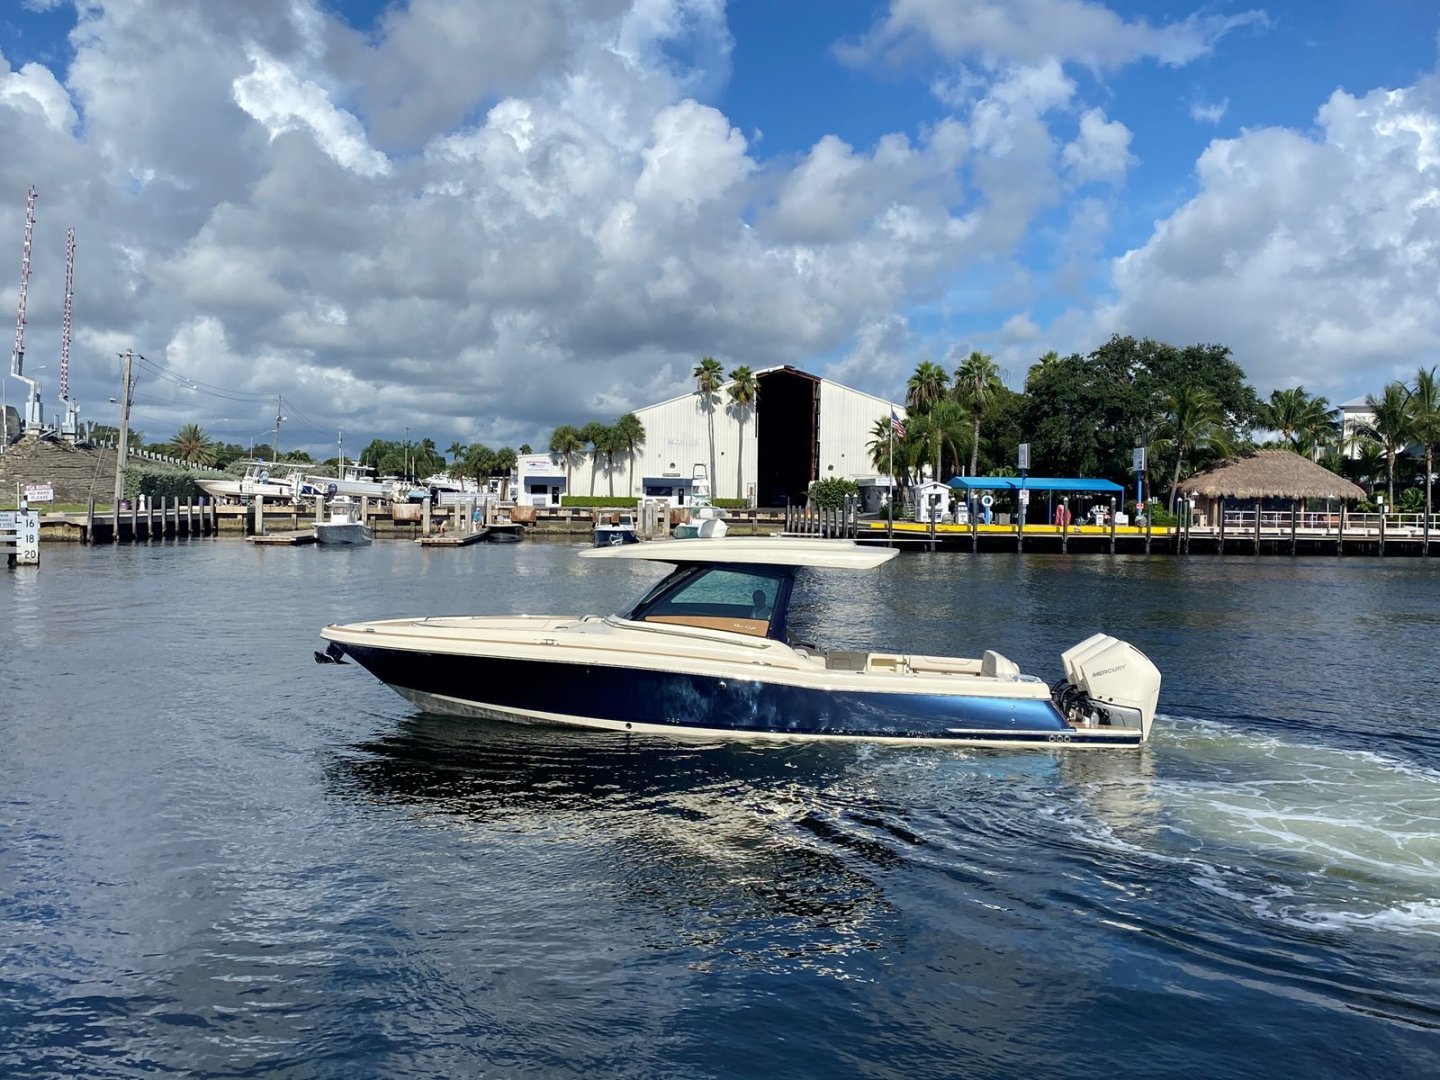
top-left (516, 366), bottom-right (905, 508)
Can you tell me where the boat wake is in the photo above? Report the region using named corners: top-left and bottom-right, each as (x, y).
top-left (1057, 715), bottom-right (1440, 939)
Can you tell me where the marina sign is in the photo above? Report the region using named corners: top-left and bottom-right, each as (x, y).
top-left (24, 482), bottom-right (54, 503)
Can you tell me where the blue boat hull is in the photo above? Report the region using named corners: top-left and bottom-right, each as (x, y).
top-left (336, 644), bottom-right (1136, 746)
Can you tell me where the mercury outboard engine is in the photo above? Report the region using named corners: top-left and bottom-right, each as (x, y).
top-left (1052, 634), bottom-right (1162, 742)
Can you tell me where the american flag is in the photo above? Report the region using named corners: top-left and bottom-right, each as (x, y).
top-left (890, 409), bottom-right (905, 438)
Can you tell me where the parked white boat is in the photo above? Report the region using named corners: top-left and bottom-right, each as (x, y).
top-left (313, 496), bottom-right (372, 545)
top-left (319, 537), bottom-right (1161, 748)
top-left (594, 512), bottom-right (639, 546)
top-left (306, 463), bottom-right (397, 501)
top-left (197, 461), bottom-right (309, 502)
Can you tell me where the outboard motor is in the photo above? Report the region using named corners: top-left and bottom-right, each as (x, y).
top-left (1054, 634), bottom-right (1161, 741)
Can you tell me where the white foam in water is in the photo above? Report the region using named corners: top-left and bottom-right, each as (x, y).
top-left (1062, 714), bottom-right (1440, 937)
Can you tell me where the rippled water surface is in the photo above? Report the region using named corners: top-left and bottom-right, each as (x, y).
top-left (3, 539), bottom-right (1439, 1078)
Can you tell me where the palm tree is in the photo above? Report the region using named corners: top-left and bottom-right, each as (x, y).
top-left (953, 350), bottom-right (1002, 478)
top-left (905, 360), bottom-right (948, 417)
top-left (578, 421), bottom-right (609, 495)
top-left (726, 365), bottom-right (758, 500)
top-left (1358, 381), bottom-right (1412, 507)
top-left (694, 357), bottom-right (725, 491)
top-left (909, 399), bottom-right (967, 485)
top-left (1295, 396), bottom-right (1338, 459)
top-left (461, 443), bottom-right (495, 491)
top-left (493, 447), bottom-right (517, 500)
top-left (447, 441), bottom-right (466, 472)
top-left (904, 360), bottom-right (949, 481)
top-left (1407, 366), bottom-right (1440, 539)
top-left (548, 424), bottom-right (585, 496)
top-left (168, 423), bottom-right (216, 465)
top-left (413, 437), bottom-right (444, 478)
top-left (1154, 386), bottom-right (1229, 511)
top-left (613, 412), bottom-right (646, 498)
top-left (1262, 386), bottom-right (1316, 446)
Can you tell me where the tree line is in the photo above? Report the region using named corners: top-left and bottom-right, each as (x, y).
top-left (877, 336), bottom-right (1440, 517)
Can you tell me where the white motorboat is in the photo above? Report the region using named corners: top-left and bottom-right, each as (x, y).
top-left (594, 512), bottom-right (639, 546)
top-left (313, 496), bottom-right (372, 545)
top-left (318, 537), bottom-right (1161, 748)
top-left (306, 463), bottom-right (397, 500)
top-left (197, 461), bottom-right (309, 502)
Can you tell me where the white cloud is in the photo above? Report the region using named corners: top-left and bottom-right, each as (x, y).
top-left (0, 56), bottom-right (77, 133)
top-left (1190, 97), bottom-right (1229, 124)
top-left (233, 49), bottom-right (390, 177)
top-left (842, 0), bottom-right (1266, 71)
top-left (1062, 107), bottom-right (1135, 183)
top-left (1090, 72), bottom-right (1440, 396)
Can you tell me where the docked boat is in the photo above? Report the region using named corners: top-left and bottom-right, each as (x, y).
top-left (198, 461), bottom-right (309, 502)
top-left (318, 537), bottom-right (1161, 748)
top-left (672, 465), bottom-right (725, 538)
top-left (313, 496), bottom-right (372, 545)
top-left (305, 463), bottom-right (397, 501)
top-left (594, 512), bottom-right (639, 547)
top-left (486, 508), bottom-right (525, 543)
top-left (672, 504), bottom-right (725, 539)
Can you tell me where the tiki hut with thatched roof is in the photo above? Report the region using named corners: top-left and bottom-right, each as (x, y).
top-left (1177, 448), bottom-right (1364, 531)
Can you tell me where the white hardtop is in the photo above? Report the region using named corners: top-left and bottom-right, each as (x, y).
top-left (578, 536), bottom-right (897, 570)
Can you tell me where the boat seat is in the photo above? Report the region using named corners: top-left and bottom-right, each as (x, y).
top-left (981, 650), bottom-right (1020, 679)
top-left (825, 650), bottom-right (870, 672)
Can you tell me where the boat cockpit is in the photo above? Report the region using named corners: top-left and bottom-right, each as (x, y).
top-left (622, 562), bottom-right (794, 640)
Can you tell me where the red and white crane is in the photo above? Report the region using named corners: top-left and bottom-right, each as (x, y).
top-left (9, 185), bottom-right (42, 431)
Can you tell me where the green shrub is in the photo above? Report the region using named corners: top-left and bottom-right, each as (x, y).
top-left (809, 477), bottom-right (860, 510)
top-left (123, 464), bottom-right (218, 502)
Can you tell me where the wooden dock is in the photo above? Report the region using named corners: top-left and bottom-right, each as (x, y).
top-left (248, 530), bottom-right (317, 545)
top-left (418, 528), bottom-right (488, 546)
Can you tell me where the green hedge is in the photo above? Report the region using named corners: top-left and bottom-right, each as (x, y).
top-left (123, 464), bottom-right (220, 502)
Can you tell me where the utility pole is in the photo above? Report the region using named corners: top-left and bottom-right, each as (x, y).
top-left (113, 349), bottom-right (135, 506)
top-left (272, 394), bottom-right (283, 460)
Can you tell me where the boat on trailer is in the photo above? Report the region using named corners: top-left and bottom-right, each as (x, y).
top-left (317, 537), bottom-right (1160, 748)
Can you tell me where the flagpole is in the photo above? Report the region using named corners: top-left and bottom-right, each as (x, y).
top-left (888, 417), bottom-right (894, 541)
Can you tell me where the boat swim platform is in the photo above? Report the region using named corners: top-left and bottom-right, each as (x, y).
top-left (248, 530), bottom-right (317, 545)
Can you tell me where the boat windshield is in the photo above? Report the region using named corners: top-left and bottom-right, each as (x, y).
top-left (621, 564), bottom-right (793, 639)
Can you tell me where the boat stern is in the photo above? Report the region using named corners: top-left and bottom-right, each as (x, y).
top-left (1054, 634), bottom-right (1162, 742)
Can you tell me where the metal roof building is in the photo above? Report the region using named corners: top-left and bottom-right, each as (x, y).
top-left (553, 366), bottom-right (905, 507)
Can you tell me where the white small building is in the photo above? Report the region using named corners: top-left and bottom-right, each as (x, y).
top-left (1339, 396), bottom-right (1374, 459)
top-left (515, 453), bottom-right (567, 507)
top-left (912, 481), bottom-right (951, 523)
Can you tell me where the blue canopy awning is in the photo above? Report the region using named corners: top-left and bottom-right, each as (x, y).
top-left (947, 476), bottom-right (1125, 493)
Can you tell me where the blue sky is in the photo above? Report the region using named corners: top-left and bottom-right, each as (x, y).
top-left (1, 0), bottom-right (1439, 452)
